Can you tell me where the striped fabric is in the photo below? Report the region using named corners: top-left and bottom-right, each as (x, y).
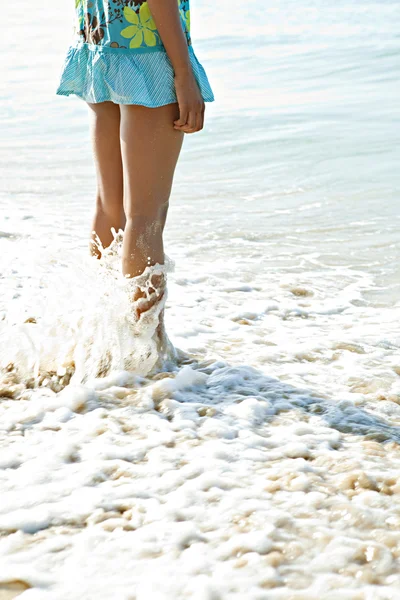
top-left (56, 42), bottom-right (215, 107)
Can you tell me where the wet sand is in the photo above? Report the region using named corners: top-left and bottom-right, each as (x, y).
top-left (0, 584), bottom-right (28, 600)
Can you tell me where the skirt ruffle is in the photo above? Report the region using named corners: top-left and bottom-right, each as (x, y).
top-left (56, 42), bottom-right (215, 107)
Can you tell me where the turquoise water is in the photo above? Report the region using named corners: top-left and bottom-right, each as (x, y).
top-left (193, 0), bottom-right (400, 298)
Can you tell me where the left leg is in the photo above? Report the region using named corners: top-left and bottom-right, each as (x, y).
top-left (87, 101), bottom-right (126, 258)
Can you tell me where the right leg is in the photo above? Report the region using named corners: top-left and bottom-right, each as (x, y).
top-left (119, 102), bottom-right (184, 318)
top-left (119, 102), bottom-right (184, 278)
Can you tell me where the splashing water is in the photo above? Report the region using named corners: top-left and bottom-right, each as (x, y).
top-left (0, 231), bottom-right (180, 392)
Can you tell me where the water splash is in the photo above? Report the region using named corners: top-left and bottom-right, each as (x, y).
top-left (0, 232), bottom-right (178, 392)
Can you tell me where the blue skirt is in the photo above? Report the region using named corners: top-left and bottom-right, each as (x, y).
top-left (56, 42), bottom-right (215, 107)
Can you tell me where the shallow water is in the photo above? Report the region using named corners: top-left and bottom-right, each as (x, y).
top-left (1, 0), bottom-right (400, 598)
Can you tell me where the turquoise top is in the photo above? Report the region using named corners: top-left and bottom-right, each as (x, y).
top-left (57, 0), bottom-right (214, 106)
top-left (74, 0), bottom-right (191, 52)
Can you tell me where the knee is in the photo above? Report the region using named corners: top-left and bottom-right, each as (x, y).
top-left (95, 196), bottom-right (124, 221)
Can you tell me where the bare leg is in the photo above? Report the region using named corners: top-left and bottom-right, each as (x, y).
top-left (119, 102), bottom-right (184, 317)
top-left (119, 102), bottom-right (184, 278)
top-left (87, 101), bottom-right (126, 258)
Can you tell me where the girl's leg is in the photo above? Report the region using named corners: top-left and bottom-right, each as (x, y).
top-left (119, 102), bottom-right (184, 279)
top-left (87, 101), bottom-right (126, 258)
top-left (119, 102), bottom-right (184, 318)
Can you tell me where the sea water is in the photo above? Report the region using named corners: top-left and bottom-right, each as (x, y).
top-left (0, 0), bottom-right (400, 597)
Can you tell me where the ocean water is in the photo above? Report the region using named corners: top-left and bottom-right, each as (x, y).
top-left (1, 0), bottom-right (400, 598)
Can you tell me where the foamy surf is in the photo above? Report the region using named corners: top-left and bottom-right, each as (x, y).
top-left (1, 232), bottom-right (400, 599)
top-left (1, 356), bottom-right (400, 599)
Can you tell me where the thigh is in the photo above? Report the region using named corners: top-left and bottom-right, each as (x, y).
top-left (87, 101), bottom-right (123, 206)
top-left (119, 103), bottom-right (184, 218)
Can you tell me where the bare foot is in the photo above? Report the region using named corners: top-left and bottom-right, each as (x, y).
top-left (131, 272), bottom-right (166, 320)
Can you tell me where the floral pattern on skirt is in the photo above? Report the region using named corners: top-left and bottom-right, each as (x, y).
top-left (74, 0), bottom-right (191, 50)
